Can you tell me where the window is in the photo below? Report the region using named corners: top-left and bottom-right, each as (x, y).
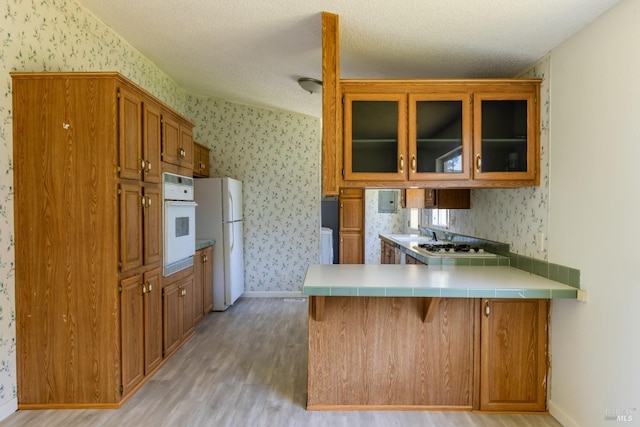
top-left (431, 209), bottom-right (449, 228)
top-left (408, 208), bottom-right (420, 231)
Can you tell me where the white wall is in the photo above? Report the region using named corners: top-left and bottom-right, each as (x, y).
top-left (546, 0), bottom-right (640, 425)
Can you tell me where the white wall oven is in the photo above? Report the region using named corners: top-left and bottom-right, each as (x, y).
top-left (163, 172), bottom-right (197, 276)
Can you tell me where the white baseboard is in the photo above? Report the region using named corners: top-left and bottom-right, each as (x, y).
top-left (0, 398), bottom-right (17, 422)
top-left (242, 291), bottom-right (304, 298)
top-left (548, 400), bottom-right (580, 427)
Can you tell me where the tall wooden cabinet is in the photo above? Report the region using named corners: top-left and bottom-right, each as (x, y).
top-left (12, 72), bottom-right (194, 408)
top-left (339, 188), bottom-right (364, 264)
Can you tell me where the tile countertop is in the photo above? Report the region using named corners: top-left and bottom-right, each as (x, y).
top-left (196, 239), bottom-right (215, 250)
top-left (301, 264), bottom-right (579, 299)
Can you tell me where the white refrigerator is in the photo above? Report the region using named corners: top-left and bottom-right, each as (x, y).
top-left (194, 177), bottom-right (245, 311)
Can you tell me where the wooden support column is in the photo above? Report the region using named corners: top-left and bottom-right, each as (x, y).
top-left (322, 12), bottom-right (340, 196)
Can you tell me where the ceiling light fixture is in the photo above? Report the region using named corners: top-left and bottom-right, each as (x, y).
top-left (298, 77), bottom-right (322, 94)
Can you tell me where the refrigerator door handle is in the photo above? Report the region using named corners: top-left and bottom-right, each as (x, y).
top-left (228, 190), bottom-right (234, 222)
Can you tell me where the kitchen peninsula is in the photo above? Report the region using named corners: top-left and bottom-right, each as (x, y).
top-left (302, 264), bottom-right (578, 412)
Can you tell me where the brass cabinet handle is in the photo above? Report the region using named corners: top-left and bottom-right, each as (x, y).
top-left (484, 300), bottom-right (490, 318)
top-left (146, 161), bottom-right (152, 172)
top-left (140, 194), bottom-right (146, 208)
top-left (140, 158), bottom-right (146, 172)
top-left (146, 196), bottom-right (152, 207)
top-left (411, 154), bottom-right (416, 172)
top-left (476, 154), bottom-right (482, 173)
top-left (142, 283), bottom-right (148, 294)
top-left (148, 283), bottom-right (153, 292)
top-left (399, 155), bottom-right (404, 173)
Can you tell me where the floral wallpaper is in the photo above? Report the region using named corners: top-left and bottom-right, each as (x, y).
top-left (448, 56), bottom-right (551, 259)
top-left (364, 190), bottom-right (404, 264)
top-left (0, 0), bottom-right (321, 416)
top-left (185, 95), bottom-right (321, 292)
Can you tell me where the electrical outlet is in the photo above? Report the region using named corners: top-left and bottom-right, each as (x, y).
top-left (577, 289), bottom-right (588, 302)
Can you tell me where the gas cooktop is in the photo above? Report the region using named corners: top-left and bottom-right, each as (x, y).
top-left (412, 243), bottom-right (497, 257)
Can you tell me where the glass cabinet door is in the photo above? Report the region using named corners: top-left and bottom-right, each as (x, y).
top-left (473, 87), bottom-right (538, 181)
top-left (343, 93), bottom-right (407, 181)
top-left (408, 93), bottom-right (472, 181)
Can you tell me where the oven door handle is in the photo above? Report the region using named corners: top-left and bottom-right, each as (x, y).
top-left (164, 201), bottom-right (198, 207)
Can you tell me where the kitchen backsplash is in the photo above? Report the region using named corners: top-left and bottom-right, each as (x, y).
top-left (364, 189), bottom-right (404, 264)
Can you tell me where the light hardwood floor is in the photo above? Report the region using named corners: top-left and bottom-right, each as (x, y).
top-left (2, 298), bottom-right (562, 427)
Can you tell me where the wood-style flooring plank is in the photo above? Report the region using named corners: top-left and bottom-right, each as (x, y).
top-left (2, 298), bottom-right (561, 427)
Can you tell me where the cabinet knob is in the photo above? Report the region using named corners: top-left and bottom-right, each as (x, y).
top-left (411, 154), bottom-right (416, 173)
top-left (476, 154), bottom-right (482, 173)
top-left (399, 155), bottom-right (404, 173)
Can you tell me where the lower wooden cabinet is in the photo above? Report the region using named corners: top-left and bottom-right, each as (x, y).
top-left (308, 296), bottom-right (549, 412)
top-left (381, 240), bottom-right (396, 264)
top-left (194, 246), bottom-right (214, 321)
top-left (162, 269), bottom-right (196, 357)
top-left (120, 267), bottom-right (163, 396)
top-left (339, 188), bottom-right (364, 264)
top-left (480, 298), bottom-right (549, 411)
top-left (405, 254), bottom-right (423, 264)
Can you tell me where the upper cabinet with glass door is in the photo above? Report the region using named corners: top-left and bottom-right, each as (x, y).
top-left (473, 84), bottom-right (539, 183)
top-left (408, 92), bottom-right (472, 182)
top-left (343, 92), bottom-right (407, 182)
top-left (340, 80), bottom-right (540, 188)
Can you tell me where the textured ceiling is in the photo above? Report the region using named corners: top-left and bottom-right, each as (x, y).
top-left (78, 0), bottom-right (622, 118)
